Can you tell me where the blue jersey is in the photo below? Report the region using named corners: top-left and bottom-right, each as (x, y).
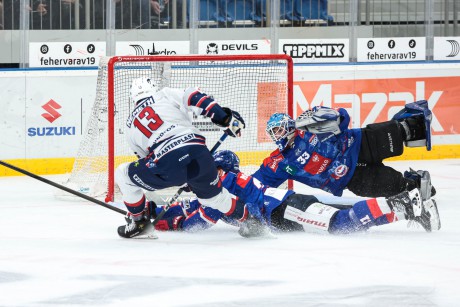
top-left (252, 112), bottom-right (362, 196)
top-left (156, 171), bottom-right (294, 231)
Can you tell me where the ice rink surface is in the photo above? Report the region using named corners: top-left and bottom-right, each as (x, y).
top-left (1, 159), bottom-right (460, 306)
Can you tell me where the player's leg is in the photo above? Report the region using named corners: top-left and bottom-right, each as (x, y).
top-left (276, 194), bottom-right (341, 233)
top-left (347, 163), bottom-right (415, 198)
top-left (185, 145), bottom-right (234, 214)
top-left (115, 161), bottom-right (167, 238)
top-left (333, 188), bottom-right (440, 233)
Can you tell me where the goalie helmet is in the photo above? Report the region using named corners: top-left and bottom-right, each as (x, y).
top-left (212, 150), bottom-right (240, 173)
top-left (266, 113), bottom-right (296, 151)
top-left (130, 77), bottom-right (158, 104)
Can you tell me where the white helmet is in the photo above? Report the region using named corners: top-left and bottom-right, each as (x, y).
top-left (130, 77), bottom-right (158, 104)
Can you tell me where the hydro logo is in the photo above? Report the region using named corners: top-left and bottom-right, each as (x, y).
top-left (129, 43), bottom-right (177, 56)
top-left (283, 44), bottom-right (345, 58)
top-left (28, 99), bottom-right (76, 137)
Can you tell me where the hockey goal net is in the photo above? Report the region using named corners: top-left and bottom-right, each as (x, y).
top-left (66, 55), bottom-right (293, 202)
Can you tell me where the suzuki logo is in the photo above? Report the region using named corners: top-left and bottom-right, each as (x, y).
top-left (41, 99), bottom-right (62, 123)
top-left (447, 40), bottom-right (460, 57)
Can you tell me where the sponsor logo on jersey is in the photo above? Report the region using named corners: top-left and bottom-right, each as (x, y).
top-left (309, 135), bottom-right (318, 146)
top-left (133, 174), bottom-right (154, 190)
top-left (210, 174), bottom-right (220, 186)
top-left (154, 133), bottom-right (200, 160)
top-left (178, 154), bottom-right (189, 162)
top-left (283, 164), bottom-right (298, 175)
top-left (303, 152), bottom-right (331, 175)
top-left (236, 173), bottom-right (251, 188)
top-left (331, 164), bottom-right (349, 179)
top-left (265, 154), bottom-right (284, 172)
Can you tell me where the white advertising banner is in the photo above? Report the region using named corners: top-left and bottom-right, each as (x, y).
top-left (198, 40), bottom-right (271, 55)
top-left (0, 70), bottom-right (97, 159)
top-left (434, 37), bottom-right (460, 60)
top-left (357, 37), bottom-right (426, 62)
top-left (279, 39), bottom-right (350, 63)
top-left (116, 41), bottom-right (190, 56)
top-left (29, 42), bottom-right (106, 68)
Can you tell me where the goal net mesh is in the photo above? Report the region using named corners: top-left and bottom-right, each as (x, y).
top-left (65, 55), bottom-right (292, 202)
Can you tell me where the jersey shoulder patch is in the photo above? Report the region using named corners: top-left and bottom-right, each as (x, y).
top-left (263, 149), bottom-right (284, 172)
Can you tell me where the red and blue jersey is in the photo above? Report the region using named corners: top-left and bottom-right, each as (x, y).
top-left (156, 171), bottom-right (294, 231)
top-left (252, 116), bottom-right (362, 196)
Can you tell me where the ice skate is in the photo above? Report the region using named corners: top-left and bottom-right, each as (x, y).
top-left (404, 168), bottom-right (436, 200)
top-left (414, 198), bottom-right (441, 232)
top-left (387, 188), bottom-right (423, 221)
top-left (238, 216), bottom-right (275, 239)
top-left (117, 214), bottom-right (158, 239)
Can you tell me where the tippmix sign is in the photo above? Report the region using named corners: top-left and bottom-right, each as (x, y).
top-left (29, 42), bottom-right (106, 67)
top-left (279, 39), bottom-right (350, 63)
top-left (357, 37), bottom-right (426, 62)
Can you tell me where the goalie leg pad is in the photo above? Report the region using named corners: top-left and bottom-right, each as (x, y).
top-left (360, 120), bottom-right (405, 162)
top-left (283, 194), bottom-right (339, 233)
top-left (392, 100), bottom-right (432, 150)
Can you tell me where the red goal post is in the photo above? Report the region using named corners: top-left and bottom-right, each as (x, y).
top-left (67, 54), bottom-right (293, 202)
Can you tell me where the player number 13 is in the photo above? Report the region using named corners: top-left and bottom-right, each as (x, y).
top-left (133, 106), bottom-right (164, 138)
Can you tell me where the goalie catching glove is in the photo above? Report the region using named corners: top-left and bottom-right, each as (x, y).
top-left (212, 107), bottom-right (245, 137)
top-left (295, 107), bottom-right (349, 137)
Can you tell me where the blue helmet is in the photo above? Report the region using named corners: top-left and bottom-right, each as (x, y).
top-left (213, 150), bottom-right (240, 173)
top-left (266, 113), bottom-right (296, 151)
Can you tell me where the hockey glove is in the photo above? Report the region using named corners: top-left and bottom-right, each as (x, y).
top-left (154, 216), bottom-right (184, 231)
top-left (295, 107), bottom-right (343, 136)
top-left (212, 107), bottom-right (245, 137)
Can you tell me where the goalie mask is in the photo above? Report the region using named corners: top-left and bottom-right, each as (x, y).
top-left (130, 77), bottom-right (158, 104)
top-left (212, 150), bottom-right (240, 173)
top-left (266, 113), bottom-right (296, 151)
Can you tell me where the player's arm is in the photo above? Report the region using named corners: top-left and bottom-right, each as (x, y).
top-left (183, 87), bottom-right (245, 137)
top-left (154, 198), bottom-right (224, 231)
top-left (295, 106), bottom-right (350, 137)
top-left (251, 158), bottom-right (290, 188)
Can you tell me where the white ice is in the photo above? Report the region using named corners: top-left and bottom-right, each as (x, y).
top-left (1, 159), bottom-right (460, 306)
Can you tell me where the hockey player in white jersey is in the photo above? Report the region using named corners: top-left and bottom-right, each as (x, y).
top-left (116, 77), bottom-right (245, 238)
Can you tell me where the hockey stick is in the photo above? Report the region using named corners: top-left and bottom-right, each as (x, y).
top-left (151, 132), bottom-right (229, 227)
top-left (0, 160), bottom-right (127, 215)
top-left (0, 133), bottom-right (228, 220)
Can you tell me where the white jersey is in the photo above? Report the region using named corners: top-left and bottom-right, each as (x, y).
top-left (125, 87), bottom-right (214, 160)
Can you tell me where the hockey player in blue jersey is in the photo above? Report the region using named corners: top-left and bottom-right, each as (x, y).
top-left (252, 101), bottom-right (434, 204)
top-left (115, 77), bottom-right (245, 238)
top-left (149, 150), bottom-right (440, 237)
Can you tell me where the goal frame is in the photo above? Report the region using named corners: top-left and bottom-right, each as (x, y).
top-left (106, 54), bottom-right (294, 202)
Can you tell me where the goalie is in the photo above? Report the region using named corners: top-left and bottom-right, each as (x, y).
top-left (253, 101), bottom-right (435, 202)
top-left (149, 150), bottom-right (440, 237)
top-left (115, 77), bottom-right (245, 238)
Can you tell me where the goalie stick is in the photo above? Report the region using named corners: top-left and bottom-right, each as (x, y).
top-left (151, 132), bottom-right (228, 227)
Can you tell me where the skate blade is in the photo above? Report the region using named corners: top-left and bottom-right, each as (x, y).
top-left (132, 232), bottom-right (159, 239)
